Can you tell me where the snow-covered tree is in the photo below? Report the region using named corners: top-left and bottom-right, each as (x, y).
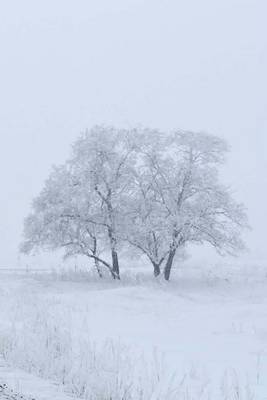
top-left (131, 130), bottom-right (248, 280)
top-left (68, 126), bottom-right (139, 279)
top-left (21, 165), bottom-right (115, 277)
top-left (122, 129), bottom-right (170, 276)
top-left (21, 126), bottom-right (248, 281)
top-left (22, 127), bottom-right (140, 279)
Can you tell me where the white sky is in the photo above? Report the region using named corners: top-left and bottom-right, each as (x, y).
top-left (0, 0), bottom-right (266, 267)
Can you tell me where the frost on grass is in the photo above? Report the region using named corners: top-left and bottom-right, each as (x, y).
top-left (0, 288), bottom-right (257, 400)
top-left (0, 296), bottom-right (177, 399)
top-left (0, 383), bottom-right (36, 400)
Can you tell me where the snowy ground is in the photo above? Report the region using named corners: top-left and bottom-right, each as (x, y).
top-left (0, 359), bottom-right (76, 400)
top-left (0, 261), bottom-right (267, 399)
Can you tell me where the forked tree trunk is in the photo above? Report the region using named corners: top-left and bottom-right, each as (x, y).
top-left (164, 248), bottom-right (176, 281)
top-left (152, 262), bottom-right (161, 277)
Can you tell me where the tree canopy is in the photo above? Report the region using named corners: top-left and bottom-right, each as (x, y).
top-left (21, 126), bottom-right (248, 280)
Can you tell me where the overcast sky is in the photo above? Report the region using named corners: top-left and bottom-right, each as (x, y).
top-left (0, 0), bottom-right (266, 267)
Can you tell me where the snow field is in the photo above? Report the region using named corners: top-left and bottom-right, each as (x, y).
top-left (0, 262), bottom-right (267, 399)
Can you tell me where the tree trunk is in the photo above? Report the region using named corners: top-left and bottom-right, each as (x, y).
top-left (111, 249), bottom-right (120, 279)
top-left (164, 248), bottom-right (176, 281)
top-left (152, 262), bottom-right (161, 277)
top-left (94, 259), bottom-right (103, 278)
top-left (107, 224), bottom-right (120, 279)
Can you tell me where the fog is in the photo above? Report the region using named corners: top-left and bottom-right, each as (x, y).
top-left (0, 0), bottom-right (266, 267)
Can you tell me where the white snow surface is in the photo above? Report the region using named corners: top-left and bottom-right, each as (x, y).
top-left (0, 261), bottom-right (267, 399)
top-left (0, 359), bottom-right (77, 400)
